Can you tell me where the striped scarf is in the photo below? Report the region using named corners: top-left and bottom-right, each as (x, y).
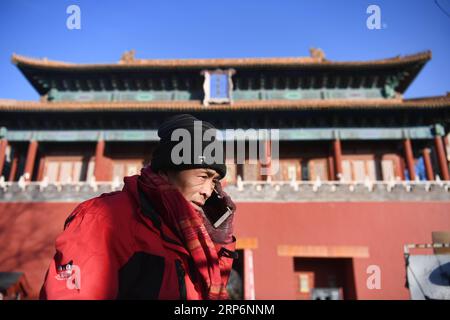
top-left (137, 165), bottom-right (228, 300)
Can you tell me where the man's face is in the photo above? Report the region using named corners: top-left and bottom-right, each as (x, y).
top-left (165, 168), bottom-right (220, 212)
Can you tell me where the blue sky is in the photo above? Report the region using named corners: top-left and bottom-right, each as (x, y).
top-left (0, 0), bottom-right (449, 100)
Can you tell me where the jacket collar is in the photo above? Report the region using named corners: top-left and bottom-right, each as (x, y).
top-left (122, 175), bottom-right (190, 257)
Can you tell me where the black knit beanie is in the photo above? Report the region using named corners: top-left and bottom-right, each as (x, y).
top-left (150, 114), bottom-right (227, 179)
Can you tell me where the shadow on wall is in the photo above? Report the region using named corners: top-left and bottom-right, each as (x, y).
top-left (0, 202), bottom-right (74, 299)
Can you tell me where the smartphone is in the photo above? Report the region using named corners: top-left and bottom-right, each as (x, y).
top-left (204, 190), bottom-right (233, 229)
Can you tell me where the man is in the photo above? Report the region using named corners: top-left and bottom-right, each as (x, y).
top-left (40, 114), bottom-right (237, 300)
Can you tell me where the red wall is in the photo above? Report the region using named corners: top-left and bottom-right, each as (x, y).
top-left (0, 202), bottom-right (78, 298)
top-left (234, 202), bottom-right (450, 299)
top-left (0, 201), bottom-right (449, 299)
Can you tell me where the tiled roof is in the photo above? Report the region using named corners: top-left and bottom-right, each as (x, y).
top-left (0, 96), bottom-right (449, 112)
top-left (11, 51), bottom-right (432, 70)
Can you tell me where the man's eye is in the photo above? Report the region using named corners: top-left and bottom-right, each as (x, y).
top-left (199, 175), bottom-right (207, 179)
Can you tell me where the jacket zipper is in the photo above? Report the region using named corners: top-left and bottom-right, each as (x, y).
top-left (175, 260), bottom-right (187, 300)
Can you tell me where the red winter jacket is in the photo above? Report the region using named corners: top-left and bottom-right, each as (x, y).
top-left (40, 175), bottom-right (236, 300)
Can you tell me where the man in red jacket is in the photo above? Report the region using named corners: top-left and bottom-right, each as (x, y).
top-left (40, 114), bottom-right (237, 300)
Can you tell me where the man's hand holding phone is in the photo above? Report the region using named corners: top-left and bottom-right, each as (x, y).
top-left (202, 180), bottom-right (236, 244)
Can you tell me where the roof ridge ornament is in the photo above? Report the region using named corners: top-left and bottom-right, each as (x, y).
top-left (120, 49), bottom-right (136, 64)
top-left (309, 47), bottom-right (326, 61)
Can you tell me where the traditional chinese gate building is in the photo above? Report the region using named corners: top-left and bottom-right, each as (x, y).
top-left (0, 49), bottom-right (449, 299)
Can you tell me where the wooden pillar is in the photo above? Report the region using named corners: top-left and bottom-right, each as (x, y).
top-left (422, 148), bottom-right (434, 181)
top-left (434, 136), bottom-right (450, 180)
top-left (243, 249), bottom-right (256, 300)
top-left (8, 153), bottom-right (18, 181)
top-left (333, 139), bottom-right (343, 180)
top-left (445, 135), bottom-right (450, 158)
top-left (24, 140), bottom-right (38, 181)
top-left (403, 138), bottom-right (416, 181)
top-left (0, 139), bottom-right (8, 177)
top-left (327, 153), bottom-right (335, 182)
top-left (263, 139), bottom-right (272, 180)
top-left (94, 139), bottom-right (106, 181)
top-left (442, 134), bottom-right (450, 156)
top-left (36, 155), bottom-right (46, 182)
